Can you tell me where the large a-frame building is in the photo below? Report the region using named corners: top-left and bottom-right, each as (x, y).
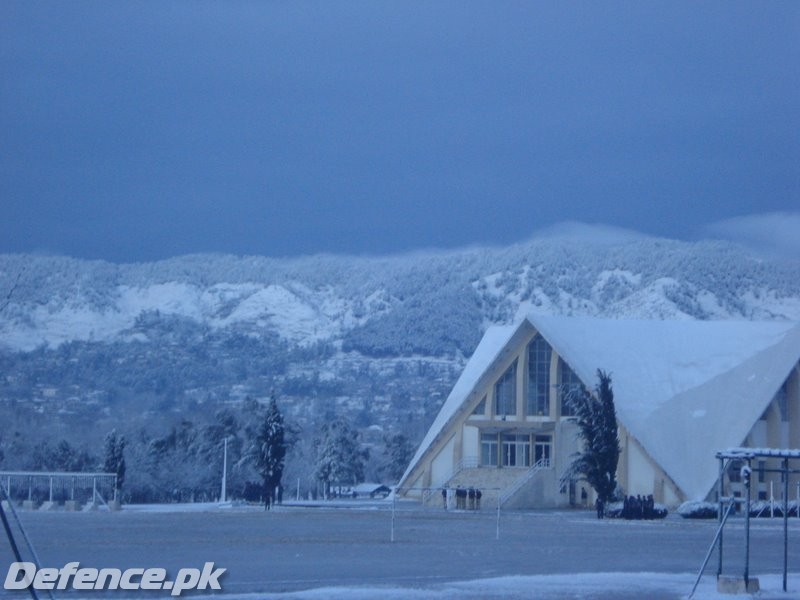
top-left (397, 315), bottom-right (800, 508)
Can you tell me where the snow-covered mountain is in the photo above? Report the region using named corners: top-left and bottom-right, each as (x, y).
top-left (1, 236), bottom-right (798, 355)
top-left (1, 234), bottom-right (798, 479)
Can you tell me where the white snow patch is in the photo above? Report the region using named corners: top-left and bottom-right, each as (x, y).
top-left (181, 572), bottom-right (799, 600)
top-left (0, 281), bottom-right (356, 350)
top-left (695, 290), bottom-right (729, 319)
top-left (592, 268), bottom-right (642, 301)
top-left (479, 272), bottom-right (506, 298)
top-left (605, 277), bottom-right (693, 320)
top-left (740, 288), bottom-right (800, 321)
top-left (213, 285), bottom-right (331, 343)
top-left (117, 282), bottom-right (205, 320)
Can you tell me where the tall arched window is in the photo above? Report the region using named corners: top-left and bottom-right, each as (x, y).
top-left (527, 334), bottom-right (551, 416)
top-left (558, 357), bottom-right (583, 417)
top-left (494, 361), bottom-right (517, 417)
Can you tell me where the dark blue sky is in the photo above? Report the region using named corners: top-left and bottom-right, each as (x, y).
top-left (2, 2), bottom-right (798, 262)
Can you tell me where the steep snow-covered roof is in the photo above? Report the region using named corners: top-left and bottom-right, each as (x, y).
top-left (400, 314), bottom-right (800, 500)
top-left (531, 315), bottom-right (800, 500)
top-left (397, 325), bottom-right (517, 489)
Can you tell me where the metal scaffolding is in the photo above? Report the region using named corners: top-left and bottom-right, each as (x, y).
top-left (714, 448), bottom-right (799, 593)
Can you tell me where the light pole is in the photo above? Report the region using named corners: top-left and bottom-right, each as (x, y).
top-left (220, 437), bottom-right (228, 503)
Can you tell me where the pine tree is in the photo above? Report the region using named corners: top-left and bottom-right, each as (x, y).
top-left (249, 395), bottom-right (286, 510)
top-left (382, 432), bottom-right (414, 482)
top-left (313, 418), bottom-right (368, 498)
top-left (562, 369), bottom-right (620, 508)
top-left (103, 429), bottom-right (126, 499)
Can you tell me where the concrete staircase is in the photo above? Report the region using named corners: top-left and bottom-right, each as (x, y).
top-left (426, 467), bottom-right (530, 508)
top-left (500, 460), bottom-right (555, 509)
top-left (423, 458), bottom-right (558, 510)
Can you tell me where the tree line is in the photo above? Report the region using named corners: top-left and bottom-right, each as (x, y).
top-left (0, 394), bottom-right (414, 506)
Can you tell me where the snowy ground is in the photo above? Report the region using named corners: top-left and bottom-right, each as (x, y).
top-left (1, 502), bottom-right (798, 599)
top-left (248, 572), bottom-right (798, 600)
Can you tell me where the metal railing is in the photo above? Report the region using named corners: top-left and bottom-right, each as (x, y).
top-left (499, 457), bottom-right (551, 505)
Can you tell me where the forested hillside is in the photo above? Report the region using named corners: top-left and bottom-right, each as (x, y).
top-left (0, 236), bottom-right (797, 500)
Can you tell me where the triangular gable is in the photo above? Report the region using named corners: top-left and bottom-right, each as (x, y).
top-left (397, 324), bottom-right (517, 489)
top-left (399, 314), bottom-right (800, 500)
top-left (528, 314), bottom-right (800, 500)
top-left (641, 326), bottom-right (800, 499)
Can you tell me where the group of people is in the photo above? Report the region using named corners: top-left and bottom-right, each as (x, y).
top-left (594, 494), bottom-right (659, 520)
top-left (441, 485), bottom-right (482, 510)
top-left (621, 494), bottom-right (658, 520)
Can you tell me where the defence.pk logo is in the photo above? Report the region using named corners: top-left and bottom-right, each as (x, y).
top-left (5, 562), bottom-right (226, 596)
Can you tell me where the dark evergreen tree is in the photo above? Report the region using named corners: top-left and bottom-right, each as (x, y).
top-left (381, 432), bottom-right (414, 482)
top-left (103, 429), bottom-right (126, 498)
top-left (313, 418), bottom-right (368, 498)
top-left (562, 370), bottom-right (620, 509)
top-left (248, 395), bottom-right (286, 510)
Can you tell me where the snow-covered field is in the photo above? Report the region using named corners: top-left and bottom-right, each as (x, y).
top-left (2, 503), bottom-right (798, 599)
top-left (251, 572), bottom-right (798, 600)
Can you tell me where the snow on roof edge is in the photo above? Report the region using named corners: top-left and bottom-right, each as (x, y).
top-left (527, 314), bottom-right (800, 500)
top-left (400, 314), bottom-right (800, 502)
top-left (640, 323), bottom-right (800, 499)
top-left (397, 323), bottom-right (519, 489)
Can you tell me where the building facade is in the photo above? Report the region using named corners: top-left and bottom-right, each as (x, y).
top-left (398, 315), bottom-right (800, 508)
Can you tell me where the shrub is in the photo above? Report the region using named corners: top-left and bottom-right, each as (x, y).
top-left (677, 501), bottom-right (718, 519)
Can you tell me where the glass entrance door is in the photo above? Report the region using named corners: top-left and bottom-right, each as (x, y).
top-left (534, 435), bottom-right (551, 467)
top-left (501, 434), bottom-right (531, 467)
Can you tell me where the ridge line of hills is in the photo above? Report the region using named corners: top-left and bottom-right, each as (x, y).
top-left (0, 235), bottom-right (797, 493)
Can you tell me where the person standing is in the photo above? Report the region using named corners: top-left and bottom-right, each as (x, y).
top-left (595, 496), bottom-right (605, 519)
top-left (456, 486), bottom-right (465, 509)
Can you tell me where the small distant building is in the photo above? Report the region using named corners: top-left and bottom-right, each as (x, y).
top-left (397, 314), bottom-right (800, 508)
top-left (352, 483), bottom-right (391, 499)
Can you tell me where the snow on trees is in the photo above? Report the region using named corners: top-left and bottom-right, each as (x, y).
top-left (314, 418), bottom-right (368, 498)
top-left (31, 439), bottom-right (95, 472)
top-left (139, 411), bottom-right (246, 504)
top-left (103, 428), bottom-right (126, 496)
top-left (562, 369), bottom-right (621, 509)
top-left (145, 420), bottom-right (215, 502)
top-left (246, 394), bottom-right (286, 510)
top-left (381, 432), bottom-right (414, 483)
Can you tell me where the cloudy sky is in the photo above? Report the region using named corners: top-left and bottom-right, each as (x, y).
top-left (1, 2), bottom-right (798, 262)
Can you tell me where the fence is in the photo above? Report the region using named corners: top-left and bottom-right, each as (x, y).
top-left (0, 471), bottom-right (117, 507)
